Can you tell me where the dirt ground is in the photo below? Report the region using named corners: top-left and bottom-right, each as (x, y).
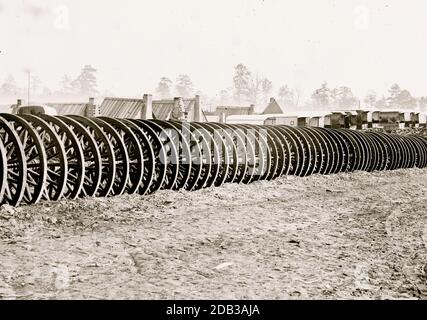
top-left (0, 169), bottom-right (426, 300)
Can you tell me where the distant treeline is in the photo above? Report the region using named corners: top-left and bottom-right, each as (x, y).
top-left (1, 64), bottom-right (427, 112)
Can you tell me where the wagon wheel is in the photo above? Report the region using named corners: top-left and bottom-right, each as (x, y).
top-left (150, 120), bottom-right (195, 190)
top-left (294, 127), bottom-right (317, 176)
top-left (198, 123), bottom-right (230, 187)
top-left (267, 126), bottom-right (291, 177)
top-left (229, 124), bottom-right (256, 184)
top-left (227, 124), bottom-right (251, 183)
top-left (300, 127), bottom-right (324, 175)
top-left (169, 121), bottom-right (205, 191)
top-left (222, 124), bottom-right (249, 183)
top-left (282, 126), bottom-right (308, 176)
top-left (254, 125), bottom-right (280, 180)
top-left (264, 126), bottom-right (287, 178)
top-left (307, 127), bottom-right (330, 174)
top-left (409, 135), bottom-right (427, 168)
top-left (415, 136), bottom-right (427, 168)
top-left (389, 134), bottom-right (407, 170)
top-left (0, 117), bottom-right (26, 206)
top-left (0, 113), bottom-right (46, 204)
top-left (316, 128), bottom-right (344, 174)
top-left (376, 132), bottom-right (398, 170)
top-left (175, 121), bottom-right (212, 190)
top-left (364, 132), bottom-right (379, 172)
top-left (406, 136), bottom-right (423, 168)
top-left (338, 129), bottom-right (351, 173)
top-left (398, 136), bottom-right (412, 169)
top-left (234, 124), bottom-right (266, 181)
top-left (401, 136), bottom-right (417, 168)
top-left (334, 129), bottom-right (359, 173)
top-left (141, 120), bottom-right (181, 190)
top-left (281, 127), bottom-right (309, 177)
top-left (128, 119), bottom-right (167, 193)
top-left (420, 136), bottom-right (427, 163)
top-left (0, 139), bottom-right (7, 202)
top-left (308, 127), bottom-right (334, 174)
top-left (19, 115), bottom-right (67, 201)
top-left (353, 130), bottom-right (373, 172)
top-left (338, 129), bottom-right (366, 172)
top-left (384, 133), bottom-right (402, 170)
top-left (100, 117), bottom-right (144, 195)
top-left (120, 119), bottom-right (155, 195)
top-left (237, 124), bottom-right (265, 184)
top-left (141, 120), bottom-right (179, 189)
top-left (361, 132), bottom-right (380, 171)
top-left (382, 133), bottom-right (400, 170)
top-left (64, 116), bottom-right (116, 197)
top-left (329, 129), bottom-right (350, 173)
top-left (187, 123), bottom-right (213, 190)
top-left (219, 124), bottom-right (250, 184)
top-left (242, 124), bottom-right (271, 180)
top-left (404, 135), bottom-right (417, 168)
top-left (254, 125), bottom-right (279, 180)
top-left (324, 128), bottom-right (347, 174)
top-left (274, 126), bottom-right (301, 176)
top-left (213, 123), bottom-right (243, 183)
top-left (367, 132), bottom-right (381, 172)
top-left (361, 132), bottom-right (379, 172)
top-left (417, 135), bottom-right (427, 167)
top-left (191, 122), bottom-right (221, 188)
top-left (365, 132), bottom-right (388, 171)
top-left (321, 128), bottom-right (344, 174)
top-left (289, 127), bottom-right (312, 177)
top-left (39, 115), bottom-right (85, 199)
top-left (371, 132), bottom-right (388, 171)
top-left (56, 116), bottom-right (101, 197)
top-left (87, 117), bottom-right (129, 196)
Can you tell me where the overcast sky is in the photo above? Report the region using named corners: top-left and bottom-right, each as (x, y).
top-left (1, 0), bottom-right (426, 99)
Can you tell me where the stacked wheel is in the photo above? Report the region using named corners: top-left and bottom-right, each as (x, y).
top-left (0, 114), bottom-right (426, 206)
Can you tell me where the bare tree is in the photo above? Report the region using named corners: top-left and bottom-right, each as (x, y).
top-left (311, 82), bottom-right (332, 108)
top-left (333, 86), bottom-right (358, 110)
top-left (261, 78), bottom-right (273, 105)
top-left (247, 74), bottom-right (263, 106)
top-left (386, 84), bottom-right (417, 109)
top-left (232, 64), bottom-right (251, 104)
top-left (278, 85), bottom-right (295, 108)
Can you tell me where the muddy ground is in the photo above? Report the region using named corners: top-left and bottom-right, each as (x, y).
top-left (0, 169), bottom-right (426, 300)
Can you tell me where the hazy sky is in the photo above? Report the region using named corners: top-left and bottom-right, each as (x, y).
top-left (1, 0), bottom-right (427, 100)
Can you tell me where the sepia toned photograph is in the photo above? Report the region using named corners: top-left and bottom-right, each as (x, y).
top-left (0, 0), bottom-right (426, 304)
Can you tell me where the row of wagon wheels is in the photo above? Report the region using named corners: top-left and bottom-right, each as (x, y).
top-left (0, 114), bottom-right (426, 206)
